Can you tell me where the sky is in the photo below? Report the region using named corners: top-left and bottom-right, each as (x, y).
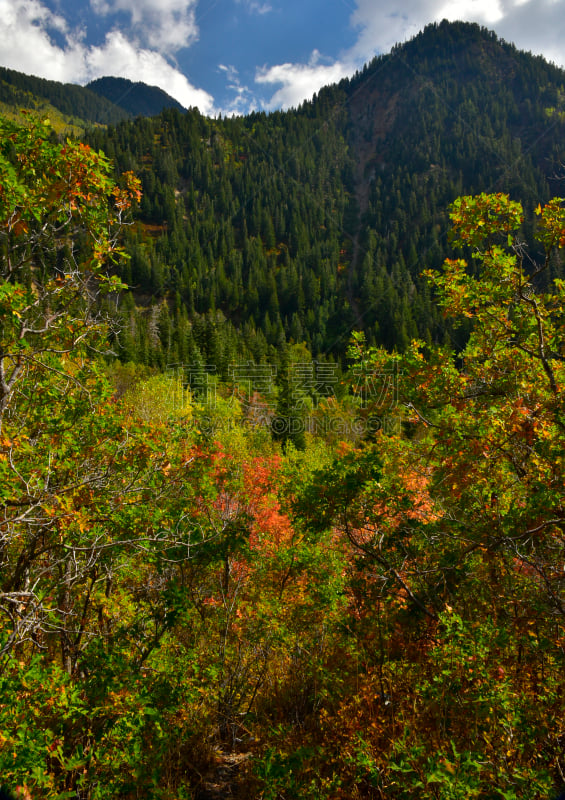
top-left (0, 0), bottom-right (564, 117)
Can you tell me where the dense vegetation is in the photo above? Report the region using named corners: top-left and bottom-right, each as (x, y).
top-left (0, 20), bottom-right (564, 800)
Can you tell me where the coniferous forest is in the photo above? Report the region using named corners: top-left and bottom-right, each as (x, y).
top-left (0, 20), bottom-right (564, 800)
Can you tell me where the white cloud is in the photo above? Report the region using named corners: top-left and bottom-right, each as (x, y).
top-left (85, 31), bottom-right (215, 112)
top-left (0, 0), bottom-right (214, 113)
top-left (437, 0), bottom-right (504, 25)
top-left (218, 63), bottom-right (258, 115)
top-left (349, 1), bottom-right (428, 61)
top-left (245, 1), bottom-right (273, 13)
top-left (235, 0), bottom-right (273, 14)
top-left (89, 0), bottom-right (199, 53)
top-left (255, 50), bottom-right (351, 110)
top-left (494, 0), bottom-right (565, 68)
top-left (0, 0), bottom-right (85, 82)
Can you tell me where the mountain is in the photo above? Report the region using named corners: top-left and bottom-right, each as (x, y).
top-left (86, 77), bottom-right (186, 117)
top-left (342, 19), bottom-right (565, 345)
top-left (347, 19), bottom-right (565, 213)
top-left (82, 20), bottom-right (565, 372)
top-left (0, 65), bottom-right (130, 129)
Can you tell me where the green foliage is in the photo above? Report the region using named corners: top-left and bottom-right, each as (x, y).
top-left (0, 114), bottom-right (140, 423)
top-left (288, 192), bottom-right (565, 798)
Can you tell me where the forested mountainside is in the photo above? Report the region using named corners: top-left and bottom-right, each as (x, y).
top-left (82, 19), bottom-right (565, 371)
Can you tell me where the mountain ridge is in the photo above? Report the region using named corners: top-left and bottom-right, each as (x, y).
top-left (86, 76), bottom-right (186, 117)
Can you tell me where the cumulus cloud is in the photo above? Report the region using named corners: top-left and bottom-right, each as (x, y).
top-left (493, 0), bottom-right (565, 67)
top-left (89, 0), bottom-right (199, 53)
top-left (348, 1), bottom-right (430, 61)
top-left (0, 0), bottom-right (214, 113)
top-left (85, 31), bottom-right (215, 112)
top-left (256, 50), bottom-right (351, 110)
top-left (0, 0), bottom-right (81, 82)
top-left (437, 0), bottom-right (504, 25)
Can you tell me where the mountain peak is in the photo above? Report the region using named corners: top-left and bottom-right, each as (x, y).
top-left (86, 77), bottom-right (186, 117)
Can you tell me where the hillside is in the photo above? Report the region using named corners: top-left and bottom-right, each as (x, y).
top-left (82, 20), bottom-right (565, 370)
top-left (344, 19), bottom-right (565, 345)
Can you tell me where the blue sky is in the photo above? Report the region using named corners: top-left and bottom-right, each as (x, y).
top-left (0, 0), bottom-right (564, 116)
